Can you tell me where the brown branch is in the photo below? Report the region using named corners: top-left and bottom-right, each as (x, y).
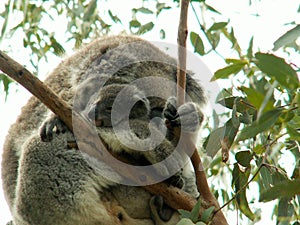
top-left (176, 1), bottom-right (228, 224)
top-left (176, 0), bottom-right (189, 107)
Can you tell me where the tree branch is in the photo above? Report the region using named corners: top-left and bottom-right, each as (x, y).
top-left (176, 0), bottom-right (228, 224)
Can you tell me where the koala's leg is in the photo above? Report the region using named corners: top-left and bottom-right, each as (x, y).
top-left (13, 133), bottom-right (122, 225)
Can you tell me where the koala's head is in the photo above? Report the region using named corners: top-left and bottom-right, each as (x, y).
top-left (87, 84), bottom-right (150, 127)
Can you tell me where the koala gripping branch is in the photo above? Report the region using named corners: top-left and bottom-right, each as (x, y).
top-left (0, 50), bottom-right (200, 214)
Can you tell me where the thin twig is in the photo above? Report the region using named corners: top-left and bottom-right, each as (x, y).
top-left (176, 0), bottom-right (189, 107)
top-left (176, 1), bottom-right (228, 224)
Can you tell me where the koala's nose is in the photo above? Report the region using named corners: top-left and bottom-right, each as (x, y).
top-left (87, 104), bottom-right (103, 126)
top-left (95, 119), bottom-right (104, 127)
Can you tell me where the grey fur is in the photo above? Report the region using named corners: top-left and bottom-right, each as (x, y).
top-left (1, 35), bottom-right (205, 225)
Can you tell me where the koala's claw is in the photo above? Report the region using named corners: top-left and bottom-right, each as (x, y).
top-left (40, 116), bottom-right (68, 142)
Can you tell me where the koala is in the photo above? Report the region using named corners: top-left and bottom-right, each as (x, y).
top-left (1, 35), bottom-right (205, 225)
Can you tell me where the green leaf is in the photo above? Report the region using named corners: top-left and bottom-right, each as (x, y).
top-left (247, 36), bottom-right (254, 58)
top-left (237, 109), bottom-right (282, 141)
top-left (134, 7), bottom-right (153, 14)
top-left (137, 22), bottom-right (154, 35)
top-left (108, 10), bottom-right (121, 24)
top-left (176, 218), bottom-right (195, 225)
top-left (178, 199), bottom-right (201, 222)
top-left (178, 209), bottom-right (192, 219)
top-left (190, 32), bottom-right (205, 56)
top-left (0, 73), bottom-right (13, 99)
top-left (211, 62), bottom-right (246, 81)
top-left (286, 124), bottom-right (300, 141)
top-left (204, 119), bottom-right (239, 157)
top-left (50, 37), bottom-right (65, 56)
top-left (225, 58), bottom-right (247, 64)
top-left (240, 86), bottom-right (274, 112)
top-left (206, 32), bottom-right (220, 49)
top-left (83, 0), bottom-right (97, 21)
top-left (0, 4), bottom-right (9, 43)
top-left (190, 199), bottom-right (201, 222)
top-left (235, 151), bottom-right (253, 167)
top-left (232, 163), bottom-right (255, 220)
top-left (208, 22), bottom-right (228, 32)
top-left (203, 126), bottom-right (224, 157)
top-left (277, 198), bottom-right (294, 225)
top-left (273, 25), bottom-right (300, 51)
top-left (259, 179), bottom-right (300, 202)
top-left (160, 29), bottom-right (166, 39)
top-left (201, 206), bottom-right (215, 223)
top-left (195, 222), bottom-right (206, 225)
top-left (205, 4), bottom-right (221, 14)
top-left (254, 53), bottom-right (299, 90)
top-left (217, 96), bottom-right (253, 113)
top-left (129, 20), bottom-right (141, 28)
top-left (156, 3), bottom-right (171, 16)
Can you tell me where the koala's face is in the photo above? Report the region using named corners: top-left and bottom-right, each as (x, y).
top-left (87, 84), bottom-right (150, 127)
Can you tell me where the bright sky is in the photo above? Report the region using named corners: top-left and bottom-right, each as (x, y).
top-left (0, 0), bottom-right (299, 224)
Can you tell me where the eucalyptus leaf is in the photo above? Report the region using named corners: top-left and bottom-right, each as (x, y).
top-left (232, 163), bottom-right (255, 220)
top-left (83, 0), bottom-right (97, 21)
top-left (137, 22), bottom-right (154, 35)
top-left (237, 109), bottom-right (282, 141)
top-left (135, 7), bottom-right (153, 14)
top-left (205, 4), bottom-right (221, 14)
top-left (190, 32), bottom-right (205, 55)
top-left (201, 206), bottom-right (215, 223)
top-left (208, 22), bottom-right (228, 32)
top-left (273, 25), bottom-right (300, 51)
top-left (190, 199), bottom-right (201, 223)
top-left (260, 179), bottom-right (300, 202)
top-left (211, 62), bottom-right (246, 81)
top-left (247, 36), bottom-right (254, 58)
top-left (129, 20), bottom-right (141, 28)
top-left (176, 218), bottom-right (195, 225)
top-left (204, 119), bottom-right (239, 157)
top-left (255, 53), bottom-right (299, 90)
top-left (235, 151), bottom-right (253, 167)
top-left (286, 124), bottom-right (300, 141)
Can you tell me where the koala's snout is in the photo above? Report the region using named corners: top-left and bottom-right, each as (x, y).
top-left (94, 118), bottom-right (104, 127)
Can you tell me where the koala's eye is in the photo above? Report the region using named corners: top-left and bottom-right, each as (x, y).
top-left (106, 106), bottom-right (112, 111)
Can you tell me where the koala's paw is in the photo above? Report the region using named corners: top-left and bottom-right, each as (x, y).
top-left (163, 97), bottom-right (203, 132)
top-left (141, 139), bottom-right (186, 178)
top-left (150, 196), bottom-right (174, 222)
top-left (40, 115), bottom-right (68, 142)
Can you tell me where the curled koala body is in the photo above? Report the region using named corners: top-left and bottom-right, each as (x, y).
top-left (2, 35), bottom-right (205, 225)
